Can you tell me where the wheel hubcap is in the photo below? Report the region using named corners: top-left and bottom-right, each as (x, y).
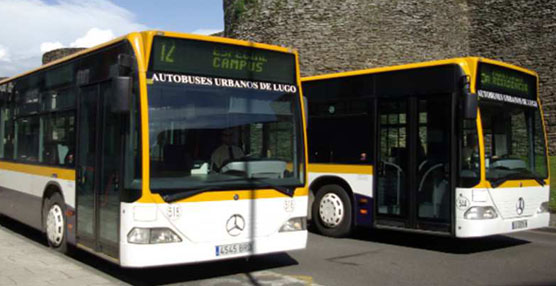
top-left (319, 193), bottom-right (344, 228)
top-left (46, 204), bottom-right (64, 246)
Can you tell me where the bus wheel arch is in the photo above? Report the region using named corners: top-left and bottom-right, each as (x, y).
top-left (309, 176), bottom-right (354, 237)
top-left (42, 183), bottom-right (68, 253)
top-left (41, 183), bottom-right (64, 229)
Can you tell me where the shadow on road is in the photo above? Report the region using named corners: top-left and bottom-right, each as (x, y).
top-left (0, 215), bottom-right (299, 286)
top-left (72, 249), bottom-right (298, 286)
top-left (348, 227), bottom-right (530, 254)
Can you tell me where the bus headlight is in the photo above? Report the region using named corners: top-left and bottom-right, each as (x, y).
top-left (464, 206), bottom-right (498, 220)
top-left (127, 227), bottom-right (182, 244)
top-left (537, 202), bottom-right (549, 214)
top-left (279, 217), bottom-right (307, 232)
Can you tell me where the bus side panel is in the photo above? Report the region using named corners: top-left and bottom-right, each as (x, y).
top-left (0, 166), bottom-right (75, 231)
top-left (0, 185), bottom-right (42, 230)
top-left (354, 193), bottom-right (373, 227)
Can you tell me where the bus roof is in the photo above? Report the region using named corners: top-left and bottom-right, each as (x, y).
top-left (301, 57), bottom-right (538, 82)
top-left (0, 30), bottom-right (298, 85)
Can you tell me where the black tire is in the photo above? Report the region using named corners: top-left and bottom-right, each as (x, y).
top-left (43, 192), bottom-right (68, 253)
top-left (312, 184), bottom-right (353, 237)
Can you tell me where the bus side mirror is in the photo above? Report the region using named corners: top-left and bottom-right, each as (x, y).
top-left (463, 92), bottom-right (478, 120)
top-left (111, 76), bottom-right (132, 114)
top-left (461, 75), bottom-right (477, 120)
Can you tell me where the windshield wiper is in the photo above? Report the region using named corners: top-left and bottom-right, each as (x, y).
top-left (161, 179), bottom-right (297, 203)
top-left (162, 185), bottom-right (229, 202)
top-left (245, 178), bottom-right (296, 197)
top-left (490, 172), bottom-right (545, 188)
top-left (532, 176), bottom-right (546, 187)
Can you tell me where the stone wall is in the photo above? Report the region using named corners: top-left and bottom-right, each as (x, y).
top-left (225, 0), bottom-right (471, 76)
top-left (42, 48), bottom-right (85, 65)
top-left (224, 0), bottom-right (556, 154)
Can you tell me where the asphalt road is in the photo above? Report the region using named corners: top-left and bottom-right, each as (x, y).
top-left (1, 215), bottom-right (556, 286)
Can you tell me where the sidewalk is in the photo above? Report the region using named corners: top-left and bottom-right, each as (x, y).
top-left (0, 217), bottom-right (125, 286)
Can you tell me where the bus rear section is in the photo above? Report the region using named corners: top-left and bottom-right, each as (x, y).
top-left (302, 57), bottom-right (549, 238)
top-left (118, 33), bottom-right (308, 267)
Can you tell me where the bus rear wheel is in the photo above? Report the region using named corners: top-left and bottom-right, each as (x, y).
top-left (312, 184), bottom-right (352, 237)
top-left (44, 193), bottom-right (68, 253)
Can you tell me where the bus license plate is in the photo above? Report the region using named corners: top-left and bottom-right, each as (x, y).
top-left (512, 220), bottom-right (528, 230)
top-left (216, 242), bottom-right (253, 256)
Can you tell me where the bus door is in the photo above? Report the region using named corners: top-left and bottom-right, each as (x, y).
top-left (375, 95), bottom-right (454, 233)
top-left (76, 81), bottom-right (123, 259)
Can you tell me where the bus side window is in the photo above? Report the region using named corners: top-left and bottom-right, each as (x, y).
top-left (0, 86), bottom-right (15, 160)
top-left (41, 113), bottom-right (75, 167)
top-left (16, 116), bottom-right (40, 162)
top-left (305, 76), bottom-right (373, 165)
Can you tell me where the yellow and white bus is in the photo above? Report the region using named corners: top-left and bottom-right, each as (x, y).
top-left (302, 57), bottom-right (549, 237)
top-left (0, 31), bottom-right (308, 267)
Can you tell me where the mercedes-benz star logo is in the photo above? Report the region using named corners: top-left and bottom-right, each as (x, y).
top-left (516, 197), bottom-right (525, 215)
top-left (226, 214), bottom-right (245, 236)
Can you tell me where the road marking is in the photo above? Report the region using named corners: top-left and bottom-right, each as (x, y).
top-left (199, 271), bottom-right (321, 286)
top-left (326, 250), bottom-right (381, 266)
top-left (289, 275), bottom-right (319, 285)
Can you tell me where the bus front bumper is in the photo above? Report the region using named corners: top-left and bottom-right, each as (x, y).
top-left (455, 212), bottom-right (549, 238)
top-left (119, 230), bottom-right (307, 268)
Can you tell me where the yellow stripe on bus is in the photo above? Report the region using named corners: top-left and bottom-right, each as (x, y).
top-left (308, 164), bottom-right (373, 175)
top-left (0, 160), bottom-right (75, 181)
top-left (139, 187), bottom-right (309, 204)
top-left (302, 57), bottom-right (537, 83)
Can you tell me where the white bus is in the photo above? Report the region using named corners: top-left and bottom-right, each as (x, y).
top-left (302, 57), bottom-right (550, 238)
top-left (0, 31), bottom-right (308, 267)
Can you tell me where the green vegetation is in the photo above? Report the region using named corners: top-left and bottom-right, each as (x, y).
top-left (550, 156), bottom-right (556, 212)
top-left (233, 0), bottom-right (257, 21)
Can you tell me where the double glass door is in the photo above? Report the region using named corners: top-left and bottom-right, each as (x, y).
top-left (375, 95), bottom-right (454, 232)
top-left (76, 82), bottom-right (123, 258)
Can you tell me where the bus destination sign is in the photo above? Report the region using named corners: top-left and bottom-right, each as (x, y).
top-left (477, 63), bottom-right (537, 107)
top-left (480, 66), bottom-right (529, 94)
top-left (150, 36), bottom-right (295, 84)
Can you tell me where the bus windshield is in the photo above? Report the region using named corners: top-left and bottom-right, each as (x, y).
top-left (147, 81), bottom-right (304, 195)
top-left (480, 100), bottom-right (548, 187)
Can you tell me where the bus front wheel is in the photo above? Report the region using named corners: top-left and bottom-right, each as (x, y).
top-left (44, 193), bottom-right (68, 253)
top-left (312, 184), bottom-right (352, 237)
